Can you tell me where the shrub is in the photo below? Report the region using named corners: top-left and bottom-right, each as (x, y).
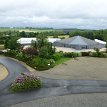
top-left (103, 53), bottom-right (107, 58)
top-left (89, 52), bottom-right (106, 58)
top-left (0, 50), bottom-right (3, 55)
top-left (52, 52), bottom-right (63, 61)
top-left (22, 47), bottom-right (37, 56)
top-left (89, 48), bottom-right (106, 58)
top-left (78, 52), bottom-right (82, 57)
top-left (11, 73), bottom-right (42, 92)
top-left (29, 57), bottom-right (55, 71)
top-left (16, 52), bottom-right (29, 61)
top-left (60, 37), bottom-right (65, 39)
top-left (16, 51), bottom-right (24, 60)
top-left (98, 52), bottom-right (105, 57)
top-left (38, 46), bottom-right (49, 58)
top-left (89, 52), bottom-right (98, 57)
top-left (63, 52), bottom-right (80, 58)
top-left (81, 52), bottom-right (90, 56)
top-left (4, 50), bottom-right (17, 57)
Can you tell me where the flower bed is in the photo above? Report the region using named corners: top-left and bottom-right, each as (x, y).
top-left (11, 73), bottom-right (42, 92)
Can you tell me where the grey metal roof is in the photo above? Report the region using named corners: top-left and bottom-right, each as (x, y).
top-left (55, 36), bottom-right (97, 46)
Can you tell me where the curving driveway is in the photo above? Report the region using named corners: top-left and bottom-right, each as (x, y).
top-left (0, 57), bottom-right (29, 92)
top-left (0, 57), bottom-right (107, 107)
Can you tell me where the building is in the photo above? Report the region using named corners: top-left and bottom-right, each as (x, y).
top-left (94, 39), bottom-right (106, 45)
top-left (17, 38), bottom-right (37, 45)
top-left (53, 36), bottom-right (105, 50)
top-left (17, 38), bottom-right (61, 45)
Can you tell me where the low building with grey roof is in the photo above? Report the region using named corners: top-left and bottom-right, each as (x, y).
top-left (53, 36), bottom-right (105, 50)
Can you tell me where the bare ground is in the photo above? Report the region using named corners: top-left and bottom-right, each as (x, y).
top-left (0, 64), bottom-right (8, 81)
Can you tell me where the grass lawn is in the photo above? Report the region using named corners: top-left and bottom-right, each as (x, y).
top-left (55, 57), bottom-right (71, 66)
top-left (18, 29), bottom-right (55, 33)
top-left (0, 28), bottom-right (61, 33)
top-left (0, 28), bottom-right (16, 32)
top-left (0, 45), bottom-right (4, 50)
top-left (48, 35), bottom-right (69, 39)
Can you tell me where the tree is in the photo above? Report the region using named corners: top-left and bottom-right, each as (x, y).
top-left (31, 33), bottom-right (55, 58)
top-left (5, 38), bottom-right (20, 50)
top-left (20, 31), bottom-right (26, 37)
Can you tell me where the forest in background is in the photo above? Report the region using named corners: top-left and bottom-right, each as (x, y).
top-left (0, 27), bottom-right (107, 46)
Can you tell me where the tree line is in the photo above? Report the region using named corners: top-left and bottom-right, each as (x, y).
top-left (69, 29), bottom-right (107, 41)
top-left (0, 29), bottom-right (107, 45)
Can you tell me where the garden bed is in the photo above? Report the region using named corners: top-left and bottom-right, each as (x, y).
top-left (10, 73), bottom-right (42, 92)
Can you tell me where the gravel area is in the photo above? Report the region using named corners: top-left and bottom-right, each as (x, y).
top-left (40, 57), bottom-right (107, 80)
top-left (0, 64), bottom-right (8, 81)
top-left (8, 93), bottom-right (107, 107)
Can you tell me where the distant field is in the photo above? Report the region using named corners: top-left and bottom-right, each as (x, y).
top-left (18, 29), bottom-right (56, 33)
top-left (0, 28), bottom-right (17, 32)
top-left (0, 28), bottom-right (61, 33)
top-left (48, 35), bottom-right (69, 39)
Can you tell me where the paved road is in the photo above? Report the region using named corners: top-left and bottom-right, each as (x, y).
top-left (0, 57), bottom-right (107, 107)
top-left (8, 93), bottom-right (107, 107)
top-left (0, 57), bottom-right (29, 92)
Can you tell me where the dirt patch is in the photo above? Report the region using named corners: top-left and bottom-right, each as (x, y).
top-left (0, 64), bottom-right (8, 81)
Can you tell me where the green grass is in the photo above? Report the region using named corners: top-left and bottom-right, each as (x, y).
top-left (18, 29), bottom-right (55, 33)
top-left (55, 57), bottom-right (71, 66)
top-left (0, 28), bottom-right (60, 33)
top-left (0, 28), bottom-right (17, 32)
top-left (48, 35), bottom-right (69, 39)
top-left (0, 45), bottom-right (4, 50)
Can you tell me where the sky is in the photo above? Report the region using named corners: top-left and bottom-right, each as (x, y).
top-left (0, 0), bottom-right (107, 29)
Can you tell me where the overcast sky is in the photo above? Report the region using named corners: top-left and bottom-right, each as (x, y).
top-left (0, 0), bottom-right (107, 29)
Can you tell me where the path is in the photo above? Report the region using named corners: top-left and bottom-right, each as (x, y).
top-left (0, 57), bottom-right (29, 92)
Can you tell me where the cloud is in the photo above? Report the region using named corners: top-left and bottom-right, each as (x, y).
top-left (0, 0), bottom-right (107, 29)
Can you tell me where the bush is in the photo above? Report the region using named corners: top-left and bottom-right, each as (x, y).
top-left (81, 52), bottom-right (90, 56)
top-left (29, 57), bottom-right (55, 71)
top-left (63, 52), bottom-right (80, 58)
top-left (103, 53), bottom-right (107, 58)
top-left (89, 52), bottom-right (106, 58)
top-left (22, 47), bottom-right (37, 56)
top-left (38, 46), bottom-right (49, 58)
top-left (0, 51), bottom-right (3, 55)
top-left (16, 51), bottom-right (24, 60)
top-left (4, 50), bottom-right (17, 57)
top-left (52, 52), bottom-right (63, 61)
top-left (78, 52), bottom-right (82, 57)
top-left (89, 52), bottom-right (98, 57)
top-left (89, 48), bottom-right (106, 58)
top-left (11, 73), bottom-right (42, 92)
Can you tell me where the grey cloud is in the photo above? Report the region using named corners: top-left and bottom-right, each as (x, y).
top-left (0, 0), bottom-right (107, 29)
